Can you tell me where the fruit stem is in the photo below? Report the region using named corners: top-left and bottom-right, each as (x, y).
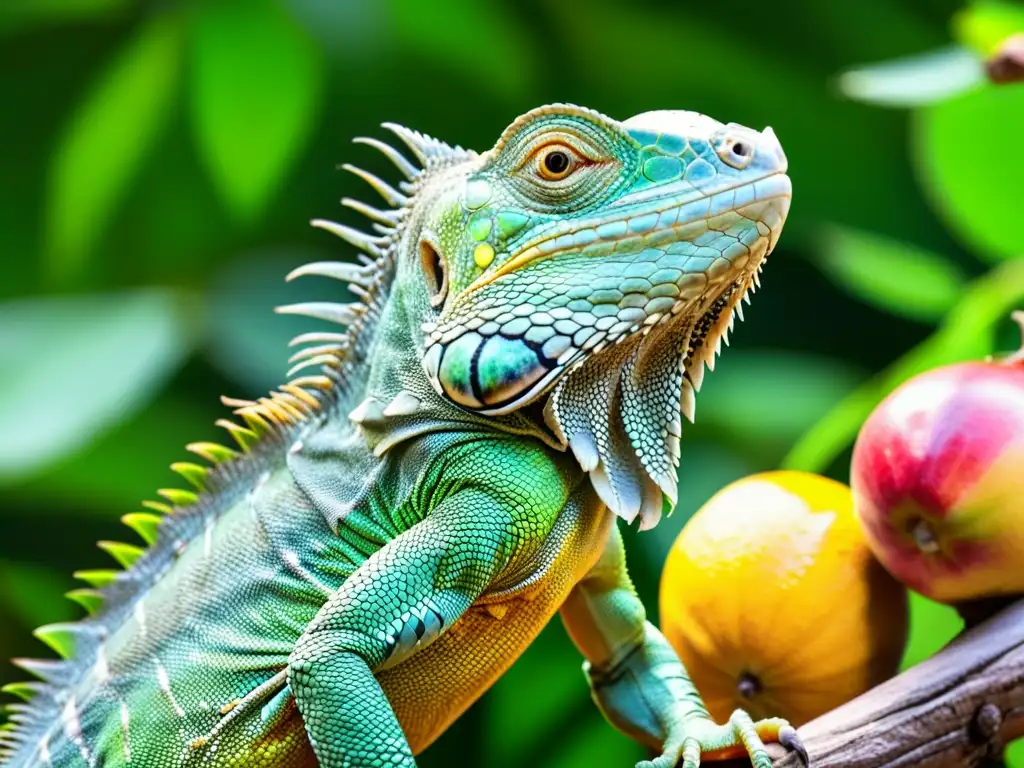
top-left (1006, 310), bottom-right (1024, 365)
top-left (737, 672), bottom-right (762, 700)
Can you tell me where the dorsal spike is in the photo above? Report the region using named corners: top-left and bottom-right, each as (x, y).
top-left (352, 136), bottom-right (419, 179)
top-left (215, 419), bottom-right (260, 451)
top-left (267, 392), bottom-right (308, 420)
top-left (97, 540), bottom-right (145, 569)
top-left (72, 569), bottom-right (118, 588)
top-left (5, 710), bottom-right (31, 726)
top-left (235, 407), bottom-right (274, 435)
top-left (0, 682), bottom-right (43, 703)
top-left (157, 488), bottom-right (197, 507)
top-left (288, 331), bottom-right (350, 347)
top-left (341, 164), bottom-right (407, 207)
top-left (280, 384), bottom-right (323, 407)
top-left (380, 123), bottom-right (430, 164)
top-left (310, 218), bottom-right (385, 256)
top-left (287, 375), bottom-right (333, 390)
top-left (33, 624), bottom-right (80, 660)
top-left (142, 500), bottom-right (173, 515)
top-left (381, 121), bottom-right (472, 166)
top-left (286, 260), bottom-right (375, 286)
top-left (288, 343), bottom-right (346, 365)
top-left (10, 658), bottom-right (70, 685)
top-left (170, 461), bottom-right (207, 490)
top-left (342, 197), bottom-right (402, 226)
top-left (65, 588), bottom-right (104, 616)
top-left (185, 441), bottom-right (238, 464)
top-left (276, 302), bottom-right (365, 326)
top-left (220, 396), bottom-right (256, 409)
top-left (255, 397), bottom-right (299, 424)
top-left (287, 355), bottom-right (341, 379)
top-left (348, 283), bottom-right (372, 302)
top-left (121, 512), bottom-right (163, 545)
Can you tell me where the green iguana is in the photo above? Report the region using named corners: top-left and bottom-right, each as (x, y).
top-left (1, 103), bottom-right (801, 768)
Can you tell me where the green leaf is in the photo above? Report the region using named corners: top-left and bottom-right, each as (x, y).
top-left (45, 12), bottom-right (182, 284)
top-left (899, 592), bottom-right (963, 671)
top-left (0, 289), bottom-right (199, 482)
top-left (784, 259), bottom-right (1024, 474)
top-left (836, 45), bottom-right (984, 108)
top-left (189, 0), bottom-right (324, 223)
top-left (816, 225), bottom-right (966, 321)
top-left (0, 561), bottom-right (76, 630)
top-left (0, 0), bottom-right (129, 35)
top-left (1007, 737), bottom-right (1024, 768)
top-left (914, 84), bottom-right (1024, 263)
top-left (283, 0), bottom-right (386, 60)
top-left (205, 248), bottom-right (329, 393)
top-left (386, 0), bottom-right (535, 103)
top-left (698, 350), bottom-right (865, 447)
top-left (546, 716), bottom-right (644, 768)
top-left (4, 396), bottom-right (215, 511)
top-left (954, 0), bottom-right (1024, 56)
top-left (486, 625), bottom-right (582, 762)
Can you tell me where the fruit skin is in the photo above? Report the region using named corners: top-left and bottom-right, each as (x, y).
top-left (659, 470), bottom-right (908, 727)
top-left (851, 361), bottom-right (1024, 604)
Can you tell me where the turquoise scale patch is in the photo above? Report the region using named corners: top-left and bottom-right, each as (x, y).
top-left (628, 129), bottom-right (660, 147)
top-left (684, 159), bottom-right (716, 184)
top-left (656, 133), bottom-right (688, 155)
top-left (469, 211), bottom-right (492, 241)
top-left (643, 156), bottom-right (683, 183)
top-left (496, 211), bottom-right (529, 238)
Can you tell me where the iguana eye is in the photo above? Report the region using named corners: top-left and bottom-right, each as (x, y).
top-left (536, 144), bottom-right (583, 181)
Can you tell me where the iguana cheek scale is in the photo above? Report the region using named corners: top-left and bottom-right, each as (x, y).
top-left (1, 103), bottom-right (802, 768)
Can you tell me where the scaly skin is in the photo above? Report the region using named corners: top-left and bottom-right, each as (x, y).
top-left (1, 104), bottom-right (799, 768)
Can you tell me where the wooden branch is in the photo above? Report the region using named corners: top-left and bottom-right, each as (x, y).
top-left (730, 599), bottom-right (1024, 767)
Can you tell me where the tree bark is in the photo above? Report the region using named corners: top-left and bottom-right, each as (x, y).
top-left (724, 599), bottom-right (1024, 767)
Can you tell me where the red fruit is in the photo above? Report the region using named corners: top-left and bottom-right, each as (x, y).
top-left (851, 318), bottom-right (1024, 603)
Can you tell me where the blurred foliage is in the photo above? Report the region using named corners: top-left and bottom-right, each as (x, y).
top-left (0, 0), bottom-right (1022, 764)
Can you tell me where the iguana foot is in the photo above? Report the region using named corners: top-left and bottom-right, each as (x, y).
top-left (636, 709), bottom-right (809, 768)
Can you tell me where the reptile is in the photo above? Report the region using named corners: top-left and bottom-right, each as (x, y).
top-left (1, 103), bottom-right (799, 768)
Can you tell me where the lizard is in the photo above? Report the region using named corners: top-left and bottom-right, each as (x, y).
top-left (0, 103), bottom-right (800, 768)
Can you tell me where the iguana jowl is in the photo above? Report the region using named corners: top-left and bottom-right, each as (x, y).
top-left (1, 103), bottom-right (800, 768)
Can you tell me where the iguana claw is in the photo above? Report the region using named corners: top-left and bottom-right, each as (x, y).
top-left (636, 709), bottom-right (809, 768)
top-left (779, 724), bottom-right (809, 766)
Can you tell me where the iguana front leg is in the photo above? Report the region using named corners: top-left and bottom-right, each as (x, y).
top-left (287, 487), bottom-right (530, 767)
top-left (560, 526), bottom-right (808, 768)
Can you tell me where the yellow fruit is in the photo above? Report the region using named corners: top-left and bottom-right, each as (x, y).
top-left (659, 470), bottom-right (908, 727)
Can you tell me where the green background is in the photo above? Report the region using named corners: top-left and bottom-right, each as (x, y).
top-left (1, 0), bottom-right (1023, 764)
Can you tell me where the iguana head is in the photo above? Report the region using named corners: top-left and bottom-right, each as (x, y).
top-left (401, 104), bottom-right (791, 528)
top-left (327, 104), bottom-right (790, 529)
